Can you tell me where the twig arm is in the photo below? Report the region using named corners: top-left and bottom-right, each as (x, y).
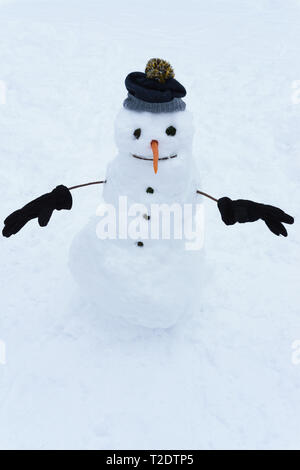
top-left (196, 190), bottom-right (218, 202)
top-left (69, 180), bottom-right (106, 191)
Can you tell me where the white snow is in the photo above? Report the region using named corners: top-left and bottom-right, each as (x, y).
top-left (1, 0), bottom-right (300, 450)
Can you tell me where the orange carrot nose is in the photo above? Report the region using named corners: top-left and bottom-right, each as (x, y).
top-left (151, 140), bottom-right (159, 174)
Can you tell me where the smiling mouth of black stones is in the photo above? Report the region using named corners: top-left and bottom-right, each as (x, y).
top-left (132, 154), bottom-right (177, 161)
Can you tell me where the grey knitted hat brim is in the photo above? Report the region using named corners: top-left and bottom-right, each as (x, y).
top-left (123, 93), bottom-right (186, 113)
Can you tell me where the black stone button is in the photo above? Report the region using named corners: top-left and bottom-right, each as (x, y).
top-left (137, 241), bottom-right (144, 247)
top-left (146, 187), bottom-right (154, 194)
top-left (143, 214), bottom-right (150, 221)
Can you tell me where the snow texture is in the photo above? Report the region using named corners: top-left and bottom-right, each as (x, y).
top-left (1, 0), bottom-right (300, 450)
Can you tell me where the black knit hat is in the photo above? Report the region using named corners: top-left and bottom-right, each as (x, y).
top-left (123, 58), bottom-right (186, 113)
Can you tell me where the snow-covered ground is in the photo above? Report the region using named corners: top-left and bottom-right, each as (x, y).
top-left (1, 0), bottom-right (300, 450)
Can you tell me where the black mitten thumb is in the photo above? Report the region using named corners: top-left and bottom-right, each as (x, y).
top-left (52, 185), bottom-right (73, 211)
top-left (217, 197), bottom-right (236, 225)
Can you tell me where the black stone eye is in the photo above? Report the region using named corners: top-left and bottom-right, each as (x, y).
top-left (133, 128), bottom-right (141, 139)
top-left (166, 126), bottom-right (176, 136)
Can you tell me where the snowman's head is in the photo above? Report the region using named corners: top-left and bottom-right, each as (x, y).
top-left (115, 58), bottom-right (193, 174)
top-left (114, 108), bottom-right (194, 174)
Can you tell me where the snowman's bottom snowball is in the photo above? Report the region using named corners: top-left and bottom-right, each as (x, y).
top-left (69, 218), bottom-right (203, 328)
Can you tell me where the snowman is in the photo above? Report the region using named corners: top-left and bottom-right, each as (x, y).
top-left (2, 59), bottom-right (294, 328)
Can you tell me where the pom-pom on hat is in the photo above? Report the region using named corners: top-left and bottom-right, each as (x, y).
top-left (124, 58), bottom-right (186, 113)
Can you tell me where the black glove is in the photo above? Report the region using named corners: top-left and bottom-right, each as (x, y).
top-left (218, 197), bottom-right (294, 237)
top-left (2, 185), bottom-right (72, 238)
